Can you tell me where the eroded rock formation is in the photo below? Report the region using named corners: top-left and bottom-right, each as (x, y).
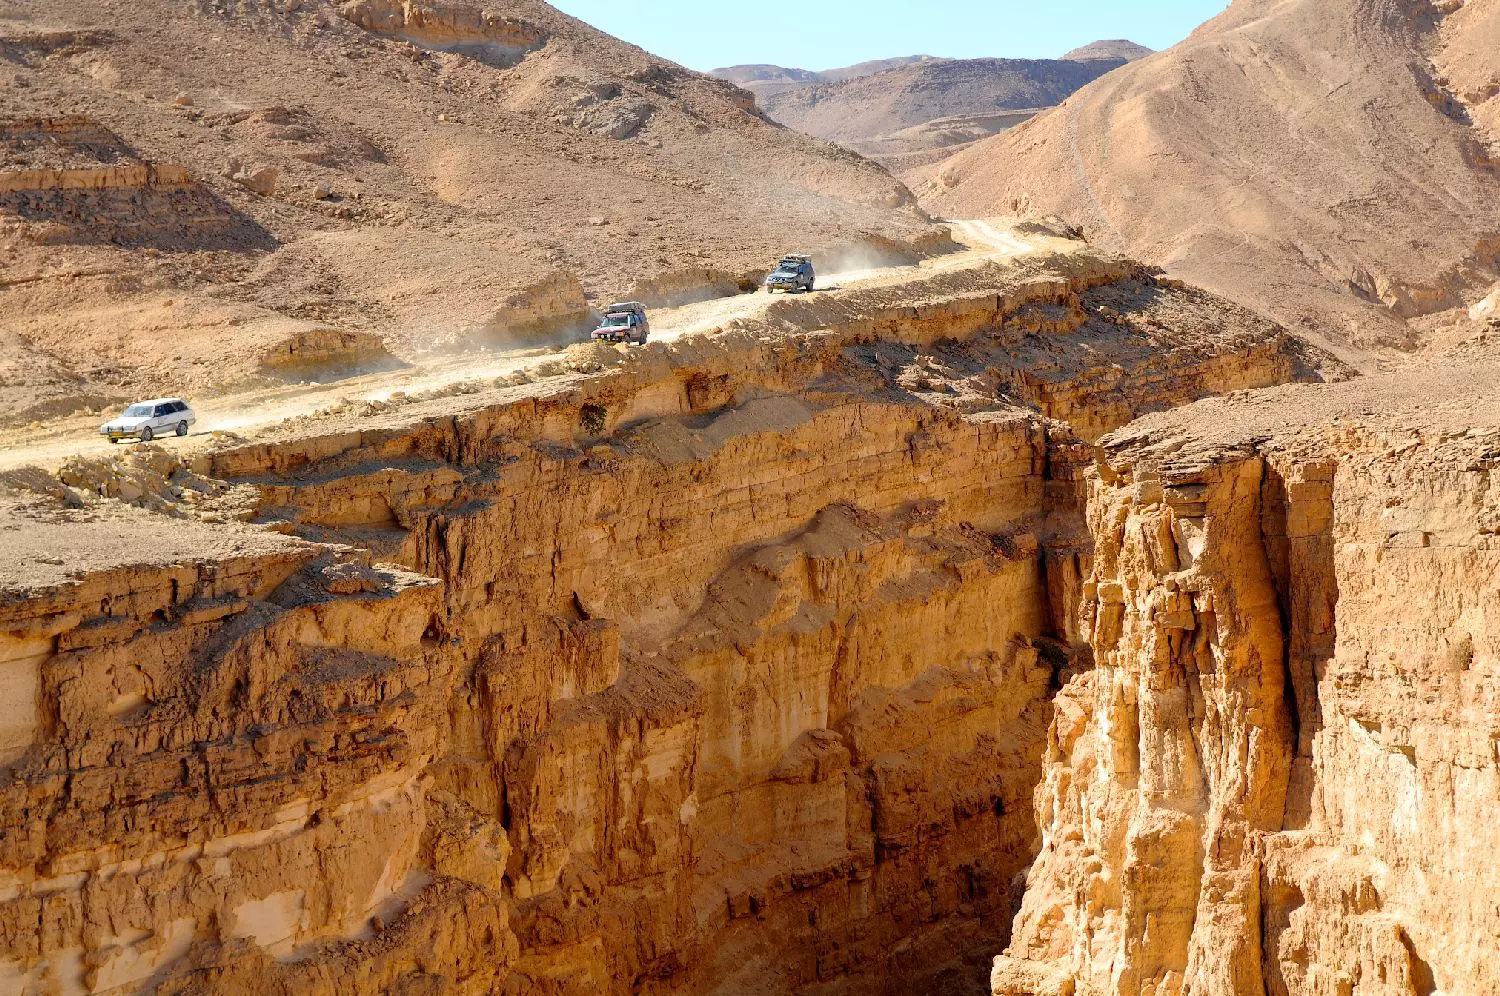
top-left (0, 253), bottom-right (1345, 993)
top-left (0, 117), bottom-right (269, 250)
top-left (993, 372), bottom-right (1500, 995)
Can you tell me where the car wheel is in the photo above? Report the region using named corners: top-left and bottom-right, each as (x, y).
top-left (108, 438), bottom-right (118, 445)
top-left (139, 426), bottom-right (153, 443)
top-left (176, 421), bottom-right (189, 437)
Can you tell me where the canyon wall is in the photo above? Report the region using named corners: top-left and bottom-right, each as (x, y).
top-left (993, 389), bottom-right (1500, 995)
top-left (0, 256), bottom-right (1367, 994)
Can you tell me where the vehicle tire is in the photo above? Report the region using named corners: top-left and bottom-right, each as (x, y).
top-left (139, 426), bottom-right (153, 443)
top-left (176, 421), bottom-right (189, 437)
top-left (108, 438), bottom-right (118, 445)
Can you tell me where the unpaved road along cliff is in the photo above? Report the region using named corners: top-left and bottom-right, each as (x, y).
top-left (0, 218), bottom-right (1040, 473)
top-left (0, 234), bottom-right (1345, 994)
top-left (0, 0), bottom-right (940, 426)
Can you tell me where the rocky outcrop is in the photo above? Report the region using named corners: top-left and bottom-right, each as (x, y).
top-left (991, 374), bottom-right (1500, 995)
top-left (259, 328), bottom-right (401, 377)
top-left (0, 163), bottom-right (192, 194)
top-left (338, 0), bottom-right (548, 67)
top-left (476, 271), bottom-right (593, 348)
top-left (624, 268), bottom-right (764, 308)
top-left (0, 117), bottom-right (270, 250)
top-left (0, 253), bottom-right (1354, 993)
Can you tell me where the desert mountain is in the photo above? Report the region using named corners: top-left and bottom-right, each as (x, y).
top-left (760, 56), bottom-right (1127, 171)
top-left (0, 0), bottom-right (937, 424)
top-left (922, 0), bottom-right (1500, 356)
top-left (1061, 38), bottom-right (1153, 61)
top-left (711, 55), bottom-right (944, 102)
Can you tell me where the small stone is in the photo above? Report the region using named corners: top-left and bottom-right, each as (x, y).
top-left (173, 92), bottom-right (194, 107)
top-left (588, 216), bottom-right (609, 227)
top-left (313, 182), bottom-right (334, 200)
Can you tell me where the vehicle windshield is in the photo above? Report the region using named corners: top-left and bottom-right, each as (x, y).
top-left (601, 315), bottom-right (632, 327)
top-left (123, 404), bottom-right (153, 417)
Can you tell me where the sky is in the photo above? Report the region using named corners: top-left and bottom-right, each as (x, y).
top-left (548, 0), bottom-right (1230, 73)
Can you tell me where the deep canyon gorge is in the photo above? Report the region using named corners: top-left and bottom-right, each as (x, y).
top-left (4, 249), bottom-right (1496, 994)
top-left (3, 0), bottom-right (1500, 992)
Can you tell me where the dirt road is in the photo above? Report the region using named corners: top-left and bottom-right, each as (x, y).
top-left (0, 219), bottom-right (1042, 472)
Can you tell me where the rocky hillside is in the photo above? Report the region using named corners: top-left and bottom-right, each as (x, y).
top-left (760, 57), bottom-right (1127, 170)
top-left (0, 0), bottom-right (937, 426)
top-left (922, 0), bottom-right (1500, 355)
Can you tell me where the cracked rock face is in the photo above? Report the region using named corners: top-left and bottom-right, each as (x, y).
top-left (2, 248), bottom-right (1495, 994)
top-left (992, 391), bottom-right (1500, 996)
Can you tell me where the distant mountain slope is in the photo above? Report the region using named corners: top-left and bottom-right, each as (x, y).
top-left (1062, 39), bottom-right (1153, 61)
top-left (921, 0), bottom-right (1500, 353)
top-left (711, 55), bottom-right (944, 101)
top-left (759, 57), bottom-right (1125, 167)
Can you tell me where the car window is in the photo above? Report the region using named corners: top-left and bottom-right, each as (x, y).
top-left (123, 404), bottom-right (152, 417)
top-left (172, 401), bottom-right (187, 413)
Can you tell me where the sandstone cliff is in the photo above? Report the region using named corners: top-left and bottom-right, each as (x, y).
top-left (994, 364), bottom-right (1500, 995)
top-left (0, 250), bottom-right (1337, 994)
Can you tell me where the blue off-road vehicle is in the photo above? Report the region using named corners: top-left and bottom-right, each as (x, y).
top-left (765, 254), bottom-right (815, 294)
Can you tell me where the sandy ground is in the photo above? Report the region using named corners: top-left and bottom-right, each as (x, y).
top-left (0, 219), bottom-right (1043, 472)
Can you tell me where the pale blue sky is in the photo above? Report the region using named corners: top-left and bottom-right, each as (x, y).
top-left (549, 0), bottom-right (1230, 72)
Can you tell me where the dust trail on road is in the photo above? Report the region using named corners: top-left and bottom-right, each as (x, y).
top-left (0, 220), bottom-right (1037, 471)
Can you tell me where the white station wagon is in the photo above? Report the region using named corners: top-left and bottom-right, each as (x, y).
top-left (99, 397), bottom-right (197, 443)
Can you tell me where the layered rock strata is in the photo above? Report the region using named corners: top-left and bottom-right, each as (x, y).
top-left (0, 117), bottom-right (260, 249)
top-left (0, 257), bottom-right (1342, 993)
top-left (992, 366), bottom-right (1500, 995)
